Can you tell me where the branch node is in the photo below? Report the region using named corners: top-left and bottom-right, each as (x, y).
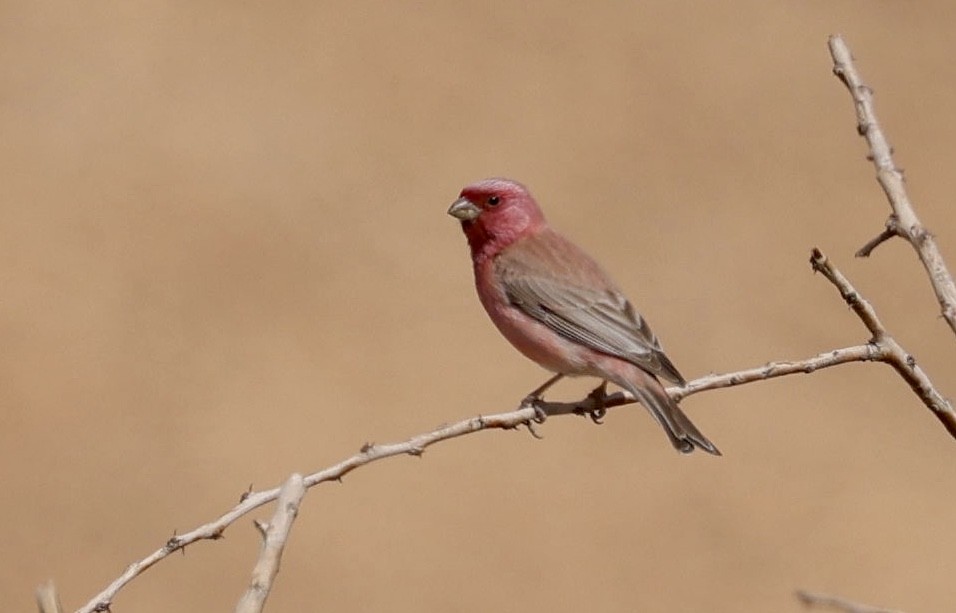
top-left (239, 484), bottom-right (254, 503)
top-left (165, 535), bottom-right (182, 552)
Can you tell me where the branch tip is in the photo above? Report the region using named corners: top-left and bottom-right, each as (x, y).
top-left (829, 34), bottom-right (956, 335)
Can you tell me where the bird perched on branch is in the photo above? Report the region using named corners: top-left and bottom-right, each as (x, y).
top-left (448, 178), bottom-right (719, 455)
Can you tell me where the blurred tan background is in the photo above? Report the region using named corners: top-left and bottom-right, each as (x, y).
top-left (3, 2), bottom-right (956, 611)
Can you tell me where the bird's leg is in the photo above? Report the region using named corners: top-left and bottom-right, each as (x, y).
top-left (577, 380), bottom-right (609, 425)
top-left (521, 373), bottom-right (564, 423)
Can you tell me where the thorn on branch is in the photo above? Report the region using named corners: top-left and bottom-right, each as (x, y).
top-left (240, 484), bottom-right (254, 503)
top-left (360, 442), bottom-right (375, 453)
top-left (832, 66), bottom-right (849, 86)
top-left (406, 446), bottom-right (424, 457)
top-left (911, 226), bottom-right (933, 246)
top-left (165, 535), bottom-right (182, 552)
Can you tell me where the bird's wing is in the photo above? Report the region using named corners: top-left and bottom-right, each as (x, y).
top-left (495, 233), bottom-right (686, 385)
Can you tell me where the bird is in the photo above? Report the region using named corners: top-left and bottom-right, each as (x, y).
top-left (447, 177), bottom-right (719, 455)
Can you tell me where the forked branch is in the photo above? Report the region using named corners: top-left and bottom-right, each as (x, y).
top-left (829, 34), bottom-right (956, 336)
top-left (235, 473), bottom-right (306, 613)
top-left (68, 250), bottom-right (951, 613)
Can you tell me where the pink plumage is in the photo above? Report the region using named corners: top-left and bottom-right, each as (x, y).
top-left (448, 178), bottom-right (719, 455)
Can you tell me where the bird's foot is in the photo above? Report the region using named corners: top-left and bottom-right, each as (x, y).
top-left (521, 394), bottom-right (549, 424)
top-left (517, 395), bottom-right (547, 439)
top-left (519, 373), bottom-right (567, 425)
top-left (576, 381), bottom-right (609, 425)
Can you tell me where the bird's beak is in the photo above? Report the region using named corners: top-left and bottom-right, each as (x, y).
top-left (447, 197), bottom-right (481, 221)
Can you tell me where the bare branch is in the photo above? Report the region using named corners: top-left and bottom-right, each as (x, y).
top-left (70, 248), bottom-right (953, 613)
top-left (671, 345), bottom-right (879, 401)
top-left (811, 248), bottom-right (956, 438)
top-left (796, 589), bottom-right (905, 613)
top-left (235, 473), bottom-right (306, 613)
top-left (829, 34), bottom-right (956, 335)
top-left (73, 409), bottom-right (545, 613)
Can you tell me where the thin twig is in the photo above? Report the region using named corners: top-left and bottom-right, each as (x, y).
top-left (811, 248), bottom-right (956, 438)
top-left (671, 345), bottom-right (879, 401)
top-left (73, 409), bottom-right (545, 613)
top-left (855, 218), bottom-right (900, 258)
top-left (829, 34), bottom-right (956, 335)
top-left (235, 473), bottom-right (306, 613)
top-left (796, 588), bottom-right (905, 613)
top-left (69, 249), bottom-right (953, 613)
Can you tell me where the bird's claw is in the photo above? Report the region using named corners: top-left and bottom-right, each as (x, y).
top-left (520, 394), bottom-right (549, 424)
top-left (517, 397), bottom-right (546, 438)
top-left (576, 381), bottom-right (608, 425)
top-left (524, 420), bottom-right (544, 439)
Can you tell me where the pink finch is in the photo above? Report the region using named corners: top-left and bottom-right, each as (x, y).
top-left (448, 178), bottom-right (719, 455)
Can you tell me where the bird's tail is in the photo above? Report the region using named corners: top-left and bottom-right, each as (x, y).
top-left (620, 370), bottom-right (721, 456)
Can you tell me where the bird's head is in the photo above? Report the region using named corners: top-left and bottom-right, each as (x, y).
top-left (447, 178), bottom-right (545, 259)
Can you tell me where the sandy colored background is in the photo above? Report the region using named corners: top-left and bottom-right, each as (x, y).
top-left (3, 2), bottom-right (956, 611)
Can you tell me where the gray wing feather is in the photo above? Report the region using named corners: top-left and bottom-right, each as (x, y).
top-left (501, 269), bottom-right (686, 385)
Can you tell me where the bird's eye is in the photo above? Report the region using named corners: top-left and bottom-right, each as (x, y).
top-left (487, 196), bottom-right (501, 207)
